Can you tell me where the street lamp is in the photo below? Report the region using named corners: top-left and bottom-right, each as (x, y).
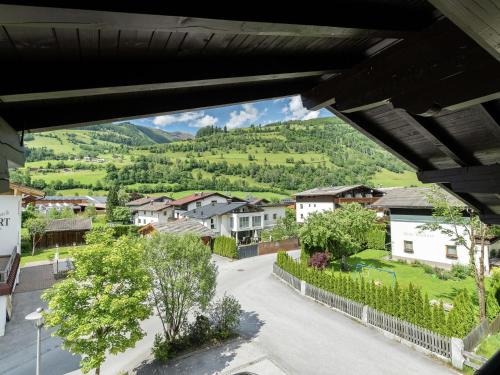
top-left (25, 307), bottom-right (44, 375)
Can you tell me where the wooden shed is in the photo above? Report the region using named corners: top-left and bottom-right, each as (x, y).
top-left (39, 218), bottom-right (92, 249)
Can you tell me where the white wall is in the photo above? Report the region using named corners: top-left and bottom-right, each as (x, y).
top-left (186, 195), bottom-right (229, 212)
top-left (296, 201), bottom-right (334, 223)
top-left (390, 214), bottom-right (490, 273)
top-left (0, 295), bottom-right (6, 336)
top-left (0, 195), bottom-right (21, 256)
top-left (262, 206), bottom-right (286, 227)
top-left (134, 207), bottom-right (173, 226)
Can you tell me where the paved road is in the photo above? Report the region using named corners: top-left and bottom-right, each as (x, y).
top-left (1, 252), bottom-right (456, 374)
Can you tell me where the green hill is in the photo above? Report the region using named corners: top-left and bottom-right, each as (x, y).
top-left (13, 118), bottom-right (422, 198)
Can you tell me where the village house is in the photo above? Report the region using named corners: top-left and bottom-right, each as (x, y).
top-left (295, 185), bottom-right (385, 223)
top-left (180, 199), bottom-right (286, 244)
top-left (0, 194), bottom-right (21, 336)
top-left (132, 201), bottom-right (174, 226)
top-left (169, 192), bottom-right (243, 219)
top-left (372, 187), bottom-right (497, 273)
top-left (33, 195), bottom-right (107, 214)
top-left (39, 217), bottom-right (92, 249)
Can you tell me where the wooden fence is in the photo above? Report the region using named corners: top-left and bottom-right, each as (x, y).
top-left (463, 314), bottom-right (500, 352)
top-left (366, 307), bottom-right (451, 358)
top-left (305, 283), bottom-right (364, 320)
top-left (273, 263), bottom-right (301, 291)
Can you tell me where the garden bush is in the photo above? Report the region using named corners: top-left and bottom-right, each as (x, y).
top-left (276, 251), bottom-right (478, 338)
top-left (213, 236), bottom-right (237, 258)
top-left (450, 264), bottom-right (472, 280)
top-left (209, 294), bottom-right (241, 340)
top-left (188, 314), bottom-right (212, 346)
top-left (152, 334), bottom-right (170, 364)
top-left (308, 251), bottom-right (331, 270)
top-left (366, 227), bottom-right (386, 250)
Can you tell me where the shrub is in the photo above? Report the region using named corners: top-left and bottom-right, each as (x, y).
top-left (213, 236), bottom-right (237, 258)
top-left (308, 252), bottom-right (331, 270)
top-left (209, 294), bottom-right (241, 340)
top-left (422, 263), bottom-right (434, 274)
top-left (152, 334), bottom-right (170, 364)
top-left (276, 251), bottom-right (477, 338)
top-left (366, 228), bottom-right (386, 250)
top-left (450, 264), bottom-right (472, 280)
top-left (188, 314), bottom-right (212, 346)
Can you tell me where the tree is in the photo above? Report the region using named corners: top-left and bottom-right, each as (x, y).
top-left (85, 204), bottom-right (97, 220)
top-left (299, 203), bottom-right (376, 263)
top-left (25, 217), bottom-right (47, 255)
top-left (419, 186), bottom-right (495, 321)
top-left (143, 233), bottom-right (217, 341)
top-left (42, 231), bottom-right (151, 374)
top-left (117, 188), bottom-right (130, 207)
top-left (261, 208), bottom-right (299, 241)
top-left (106, 184), bottom-right (119, 221)
top-left (111, 206), bottom-right (131, 224)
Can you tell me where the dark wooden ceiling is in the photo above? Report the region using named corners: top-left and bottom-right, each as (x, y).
top-left (0, 1), bottom-right (499, 224)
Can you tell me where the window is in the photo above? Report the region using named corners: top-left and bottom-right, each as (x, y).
top-left (264, 214), bottom-right (269, 220)
top-left (164, 211), bottom-right (167, 216)
top-left (309, 204), bottom-right (311, 207)
top-left (210, 218), bottom-right (215, 229)
top-left (239, 216), bottom-right (250, 228)
top-left (300, 204), bottom-right (303, 209)
top-left (314, 204), bottom-right (316, 208)
top-left (446, 245), bottom-right (458, 259)
top-left (300, 213), bottom-right (304, 219)
top-left (273, 213), bottom-right (277, 220)
top-left (404, 240), bottom-right (413, 253)
top-left (252, 216), bottom-right (261, 227)
top-left (211, 200), bottom-right (218, 204)
top-left (196, 201), bottom-right (202, 208)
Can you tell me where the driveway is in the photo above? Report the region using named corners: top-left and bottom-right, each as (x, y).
top-left (1, 253), bottom-right (456, 375)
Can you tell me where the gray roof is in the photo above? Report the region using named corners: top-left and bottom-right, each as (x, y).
top-left (183, 202), bottom-right (249, 220)
top-left (371, 187), bottom-right (465, 209)
top-left (152, 219), bottom-right (215, 238)
top-left (295, 185), bottom-right (382, 197)
top-left (46, 218), bottom-right (92, 232)
top-left (136, 201), bottom-right (172, 212)
top-left (126, 196), bottom-right (171, 207)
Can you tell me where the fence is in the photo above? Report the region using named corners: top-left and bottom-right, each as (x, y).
top-left (273, 262), bottom-right (453, 362)
top-left (273, 263), bottom-right (301, 291)
top-left (489, 313), bottom-right (500, 333)
top-left (463, 320), bottom-right (489, 352)
top-left (366, 307), bottom-right (451, 357)
top-left (258, 238), bottom-right (299, 255)
top-left (238, 244), bottom-right (258, 259)
top-left (306, 283), bottom-right (364, 320)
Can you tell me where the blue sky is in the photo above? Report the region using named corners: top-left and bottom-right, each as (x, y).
top-left (127, 95), bottom-right (332, 134)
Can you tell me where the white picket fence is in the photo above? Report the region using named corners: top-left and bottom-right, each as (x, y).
top-left (273, 263), bottom-right (452, 360)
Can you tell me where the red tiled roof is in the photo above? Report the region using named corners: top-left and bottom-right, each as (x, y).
top-left (169, 192), bottom-right (221, 206)
top-left (0, 253), bottom-right (20, 296)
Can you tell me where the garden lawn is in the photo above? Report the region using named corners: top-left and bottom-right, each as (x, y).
top-left (331, 250), bottom-right (477, 302)
top-left (21, 245), bottom-right (87, 266)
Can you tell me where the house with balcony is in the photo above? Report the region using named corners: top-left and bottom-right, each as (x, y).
top-left (250, 199), bottom-right (288, 229)
top-left (0, 195), bottom-right (22, 336)
top-left (295, 185), bottom-right (385, 223)
top-left (372, 187), bottom-right (498, 272)
top-left (169, 192), bottom-right (243, 219)
top-left (133, 201), bottom-right (174, 226)
top-left (181, 201), bottom-right (266, 244)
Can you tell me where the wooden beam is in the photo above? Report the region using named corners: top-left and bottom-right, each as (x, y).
top-left (396, 110), bottom-right (481, 167)
top-left (326, 105), bottom-right (432, 171)
top-left (429, 0), bottom-right (500, 62)
top-left (0, 58), bottom-right (348, 102)
top-left (0, 4), bottom-right (419, 39)
top-left (302, 19), bottom-right (500, 114)
top-left (417, 165), bottom-right (500, 193)
top-left (0, 78), bottom-right (313, 131)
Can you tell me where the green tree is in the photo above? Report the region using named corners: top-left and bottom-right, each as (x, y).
top-left (261, 208), bottom-right (299, 241)
top-left (25, 217), bottom-right (47, 255)
top-left (143, 233), bottom-right (217, 341)
top-left (111, 206), bottom-right (131, 224)
top-left (42, 232), bottom-right (151, 374)
top-left (106, 184), bottom-right (119, 222)
top-left (299, 203), bottom-right (376, 263)
top-left (419, 186), bottom-right (495, 320)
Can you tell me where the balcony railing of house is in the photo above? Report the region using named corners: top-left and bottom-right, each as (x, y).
top-left (0, 247), bottom-right (17, 283)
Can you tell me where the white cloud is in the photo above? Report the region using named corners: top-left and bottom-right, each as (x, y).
top-left (281, 95), bottom-right (320, 121)
top-left (225, 103), bottom-right (260, 129)
top-left (189, 115), bottom-right (219, 128)
top-left (153, 111), bottom-right (205, 126)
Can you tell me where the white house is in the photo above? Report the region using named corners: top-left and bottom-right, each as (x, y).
top-left (295, 185), bottom-right (385, 223)
top-left (181, 200), bottom-right (285, 244)
top-left (372, 187), bottom-right (497, 273)
top-left (169, 192), bottom-right (240, 219)
top-left (133, 201), bottom-right (174, 226)
top-left (0, 195), bottom-right (22, 336)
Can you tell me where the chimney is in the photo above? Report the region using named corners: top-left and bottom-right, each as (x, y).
top-left (227, 198), bottom-right (232, 204)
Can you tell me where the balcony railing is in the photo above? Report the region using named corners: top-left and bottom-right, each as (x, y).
top-left (0, 247), bottom-right (17, 283)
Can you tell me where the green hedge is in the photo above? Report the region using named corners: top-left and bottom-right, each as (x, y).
top-left (93, 223), bottom-right (139, 239)
top-left (366, 228), bottom-right (386, 250)
top-left (214, 236), bottom-right (237, 259)
top-left (276, 251), bottom-right (478, 338)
